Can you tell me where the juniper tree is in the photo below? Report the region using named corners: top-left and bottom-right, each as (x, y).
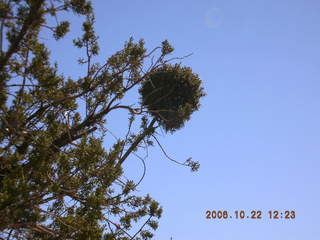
top-left (0, 0), bottom-right (205, 239)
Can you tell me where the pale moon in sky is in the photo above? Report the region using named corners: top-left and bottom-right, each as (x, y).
top-left (205, 8), bottom-right (223, 29)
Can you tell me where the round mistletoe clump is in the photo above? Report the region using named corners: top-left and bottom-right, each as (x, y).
top-left (139, 64), bottom-right (205, 132)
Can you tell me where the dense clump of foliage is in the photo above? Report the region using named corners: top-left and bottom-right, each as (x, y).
top-left (140, 64), bottom-right (205, 133)
top-left (0, 0), bottom-right (205, 239)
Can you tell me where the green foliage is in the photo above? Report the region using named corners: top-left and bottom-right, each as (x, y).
top-left (54, 21), bottom-right (70, 40)
top-left (0, 0), bottom-right (205, 239)
top-left (140, 64), bottom-right (205, 132)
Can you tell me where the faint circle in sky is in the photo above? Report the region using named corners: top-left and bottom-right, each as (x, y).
top-left (205, 8), bottom-right (223, 29)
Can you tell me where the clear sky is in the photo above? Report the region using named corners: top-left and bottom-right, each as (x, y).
top-left (44, 0), bottom-right (320, 239)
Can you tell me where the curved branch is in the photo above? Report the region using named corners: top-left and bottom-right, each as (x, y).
top-left (133, 153), bottom-right (147, 188)
top-left (152, 134), bottom-right (188, 167)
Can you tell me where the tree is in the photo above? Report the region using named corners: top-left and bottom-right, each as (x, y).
top-left (0, 1), bottom-right (205, 239)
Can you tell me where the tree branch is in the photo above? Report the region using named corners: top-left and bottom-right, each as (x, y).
top-left (116, 118), bottom-right (157, 168)
top-left (130, 216), bottom-right (152, 240)
top-left (0, 0), bottom-right (45, 72)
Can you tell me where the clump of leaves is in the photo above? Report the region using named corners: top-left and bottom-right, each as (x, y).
top-left (140, 64), bottom-right (206, 132)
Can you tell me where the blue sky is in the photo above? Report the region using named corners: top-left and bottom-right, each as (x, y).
top-left (45, 0), bottom-right (320, 239)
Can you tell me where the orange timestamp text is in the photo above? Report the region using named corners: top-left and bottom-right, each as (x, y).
top-left (205, 210), bottom-right (295, 220)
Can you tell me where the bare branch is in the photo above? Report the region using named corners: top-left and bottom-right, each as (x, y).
top-left (130, 216), bottom-right (152, 240)
top-left (152, 134), bottom-right (189, 167)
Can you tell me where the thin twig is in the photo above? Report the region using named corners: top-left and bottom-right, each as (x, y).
top-left (152, 134), bottom-right (187, 167)
top-left (130, 216), bottom-right (152, 240)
